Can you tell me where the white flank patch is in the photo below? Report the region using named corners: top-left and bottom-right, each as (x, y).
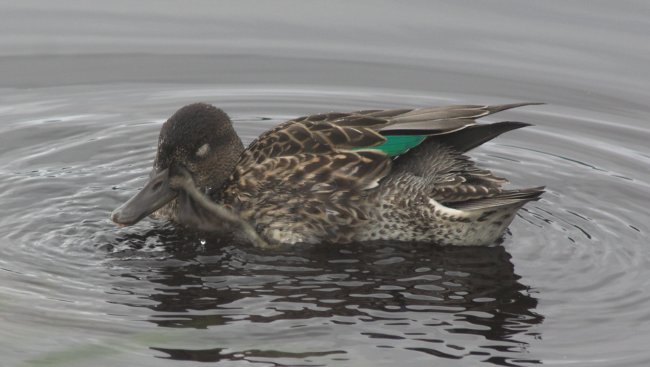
top-left (196, 143), bottom-right (210, 157)
top-left (428, 198), bottom-right (465, 216)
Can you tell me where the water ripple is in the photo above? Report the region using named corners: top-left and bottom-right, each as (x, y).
top-left (1, 84), bottom-right (649, 366)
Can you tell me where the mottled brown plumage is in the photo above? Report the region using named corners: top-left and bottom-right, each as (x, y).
top-left (112, 102), bottom-right (544, 247)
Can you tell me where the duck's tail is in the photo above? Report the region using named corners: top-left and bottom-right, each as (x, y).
top-left (449, 186), bottom-right (545, 211)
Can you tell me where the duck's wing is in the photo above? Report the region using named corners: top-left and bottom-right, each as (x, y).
top-left (222, 150), bottom-right (391, 244)
top-left (235, 112), bottom-right (387, 168)
top-left (238, 103), bottom-right (540, 166)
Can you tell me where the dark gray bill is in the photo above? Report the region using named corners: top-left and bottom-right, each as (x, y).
top-left (111, 168), bottom-right (178, 225)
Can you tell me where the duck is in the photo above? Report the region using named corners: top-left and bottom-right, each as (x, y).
top-left (111, 102), bottom-right (544, 248)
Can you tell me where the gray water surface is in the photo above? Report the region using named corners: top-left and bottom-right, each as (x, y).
top-left (1, 1), bottom-right (650, 366)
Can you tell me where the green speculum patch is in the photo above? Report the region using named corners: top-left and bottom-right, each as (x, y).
top-left (369, 135), bottom-right (426, 157)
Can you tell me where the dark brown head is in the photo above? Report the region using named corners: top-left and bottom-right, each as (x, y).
top-left (111, 103), bottom-right (244, 226)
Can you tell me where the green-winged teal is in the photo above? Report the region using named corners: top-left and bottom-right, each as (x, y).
top-left (112, 102), bottom-right (543, 247)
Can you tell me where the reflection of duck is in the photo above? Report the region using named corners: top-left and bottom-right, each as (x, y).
top-left (107, 238), bottom-right (543, 363)
top-left (112, 103), bottom-right (543, 246)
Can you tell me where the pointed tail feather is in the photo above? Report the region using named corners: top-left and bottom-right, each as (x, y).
top-left (486, 102), bottom-right (545, 114)
top-left (436, 121), bottom-right (532, 152)
top-left (450, 187), bottom-right (545, 211)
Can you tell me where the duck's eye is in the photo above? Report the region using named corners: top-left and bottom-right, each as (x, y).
top-left (195, 143), bottom-right (210, 158)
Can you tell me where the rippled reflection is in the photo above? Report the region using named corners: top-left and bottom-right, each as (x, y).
top-left (107, 227), bottom-right (543, 365)
top-left (151, 347), bottom-right (346, 365)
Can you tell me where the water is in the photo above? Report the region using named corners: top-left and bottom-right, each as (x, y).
top-left (1, 1), bottom-right (650, 366)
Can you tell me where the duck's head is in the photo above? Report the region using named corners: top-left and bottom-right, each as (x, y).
top-left (111, 103), bottom-right (244, 226)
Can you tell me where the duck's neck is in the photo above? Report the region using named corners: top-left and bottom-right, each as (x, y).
top-left (204, 136), bottom-right (245, 195)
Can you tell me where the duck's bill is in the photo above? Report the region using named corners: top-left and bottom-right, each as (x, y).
top-left (111, 168), bottom-right (178, 226)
